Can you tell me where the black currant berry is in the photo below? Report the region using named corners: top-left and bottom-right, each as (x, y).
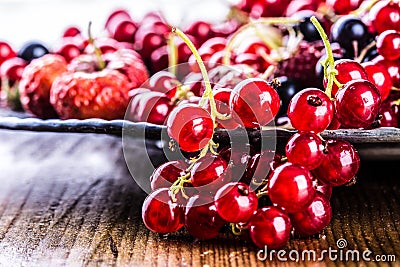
top-left (18, 41), bottom-right (50, 62)
top-left (275, 76), bottom-right (303, 117)
top-left (293, 11), bottom-right (323, 42)
top-left (330, 15), bottom-right (371, 59)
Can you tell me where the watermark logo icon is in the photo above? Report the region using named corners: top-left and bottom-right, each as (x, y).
top-left (336, 238), bottom-right (347, 249)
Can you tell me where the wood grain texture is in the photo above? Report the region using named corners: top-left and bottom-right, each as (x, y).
top-left (0, 130), bottom-right (399, 267)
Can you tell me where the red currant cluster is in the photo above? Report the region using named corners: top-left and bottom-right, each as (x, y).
top-left (140, 14), bottom-right (375, 248)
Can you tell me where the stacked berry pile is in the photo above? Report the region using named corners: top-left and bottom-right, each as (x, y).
top-left (0, 0), bottom-right (399, 249)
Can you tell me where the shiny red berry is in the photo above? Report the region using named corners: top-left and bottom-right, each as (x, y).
top-left (369, 0), bottom-right (400, 34)
top-left (249, 207), bottom-right (292, 249)
top-left (290, 192), bottom-right (332, 236)
top-left (287, 88), bottom-right (334, 133)
top-left (376, 30), bottom-right (400, 61)
top-left (142, 188), bottom-right (184, 234)
top-left (313, 139), bottom-right (360, 186)
top-left (268, 162), bottom-right (316, 213)
top-left (167, 104), bottom-right (214, 152)
top-left (214, 182), bottom-right (258, 223)
top-left (285, 132), bottom-right (325, 170)
top-left (335, 79), bottom-right (381, 129)
top-left (150, 160), bottom-right (187, 191)
top-left (362, 61), bottom-right (392, 101)
top-left (230, 78), bottom-right (280, 128)
top-left (190, 155), bottom-right (230, 188)
top-left (184, 195), bottom-right (226, 240)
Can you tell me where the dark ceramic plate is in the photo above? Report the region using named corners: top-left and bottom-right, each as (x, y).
top-left (0, 115), bottom-right (399, 160)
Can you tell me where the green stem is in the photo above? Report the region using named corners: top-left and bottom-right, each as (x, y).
top-left (88, 21), bottom-right (105, 70)
top-left (310, 16), bottom-right (338, 99)
top-left (167, 33), bottom-right (178, 77)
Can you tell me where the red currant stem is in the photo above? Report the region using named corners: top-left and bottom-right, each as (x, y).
top-left (223, 17), bottom-right (301, 65)
top-left (260, 65), bottom-right (277, 80)
top-left (230, 223), bottom-right (247, 235)
top-left (172, 27), bottom-right (229, 122)
top-left (351, 0), bottom-right (381, 17)
top-left (87, 21), bottom-right (105, 70)
top-left (227, 6), bottom-right (250, 24)
top-left (170, 172), bottom-right (191, 202)
top-left (393, 98), bottom-right (400, 106)
top-left (355, 41), bottom-right (376, 63)
top-left (166, 33), bottom-right (178, 77)
top-left (256, 190), bottom-right (269, 198)
top-left (310, 16), bottom-right (339, 99)
top-left (392, 87), bottom-right (400, 91)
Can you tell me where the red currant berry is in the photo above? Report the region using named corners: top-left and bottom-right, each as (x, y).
top-left (290, 192), bottom-right (332, 236)
top-left (142, 188), bottom-right (184, 234)
top-left (230, 78), bottom-right (280, 128)
top-left (373, 56), bottom-right (400, 87)
top-left (376, 30), bottom-right (400, 61)
top-left (335, 79), bottom-right (381, 129)
top-left (167, 104), bottom-right (214, 152)
top-left (316, 183), bottom-right (333, 199)
top-left (211, 88), bottom-right (239, 130)
top-left (190, 155), bottom-right (230, 188)
top-left (63, 26), bottom-right (81, 37)
top-left (0, 57), bottom-right (27, 82)
top-left (242, 150), bottom-right (275, 185)
top-left (369, 0), bottom-right (400, 34)
top-left (313, 139), bottom-right (360, 186)
top-left (249, 207), bottom-right (292, 249)
top-left (326, 0), bottom-right (362, 15)
top-left (0, 41), bottom-right (16, 66)
top-left (285, 132), bottom-right (325, 170)
top-left (323, 59), bottom-right (368, 97)
top-left (287, 88), bottom-right (334, 133)
top-left (214, 182), bottom-right (258, 223)
top-left (379, 101), bottom-right (399, 127)
top-left (150, 160), bottom-right (187, 191)
top-left (268, 162), bottom-right (316, 213)
top-left (184, 195), bottom-right (226, 240)
top-left (362, 61), bottom-right (392, 101)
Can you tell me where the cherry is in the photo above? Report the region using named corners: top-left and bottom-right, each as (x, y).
top-left (212, 88), bottom-right (239, 130)
top-left (248, 207), bottom-right (292, 249)
top-left (18, 41), bottom-right (49, 62)
top-left (184, 194), bottom-right (225, 240)
top-left (150, 160), bottom-right (187, 191)
top-left (190, 154), bottom-right (230, 188)
top-left (287, 88), bottom-right (334, 133)
top-left (313, 139), bottom-right (360, 186)
top-left (290, 192), bottom-right (332, 236)
top-left (323, 59), bottom-right (368, 97)
top-left (142, 188), bottom-right (184, 234)
top-left (379, 101), bottom-right (399, 127)
top-left (335, 79), bottom-right (381, 128)
top-left (166, 104), bottom-right (214, 152)
top-left (0, 41), bottom-right (16, 66)
top-left (53, 41), bottom-right (82, 63)
top-left (361, 61), bottom-right (392, 101)
top-left (184, 21), bottom-right (214, 46)
top-left (134, 21), bottom-right (169, 61)
top-left (325, 0), bottom-right (362, 15)
top-left (372, 56), bottom-right (400, 87)
top-left (130, 91), bottom-right (174, 125)
top-left (112, 20), bottom-right (138, 43)
top-left (369, 0), bottom-right (400, 34)
top-left (62, 26), bottom-right (81, 37)
top-left (145, 70), bottom-right (180, 99)
top-left (214, 182), bottom-right (258, 223)
top-left (149, 45), bottom-right (168, 74)
top-left (0, 57), bottom-right (27, 83)
top-left (285, 132), bottom-right (325, 170)
top-left (376, 30), bottom-right (400, 61)
top-left (230, 78), bottom-right (280, 128)
top-left (330, 15), bottom-right (371, 58)
top-left (268, 162), bottom-right (316, 213)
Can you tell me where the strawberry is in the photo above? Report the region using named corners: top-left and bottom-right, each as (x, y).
top-left (19, 54), bottom-right (68, 118)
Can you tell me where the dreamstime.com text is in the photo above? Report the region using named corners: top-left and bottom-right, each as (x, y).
top-left (257, 239), bottom-right (396, 263)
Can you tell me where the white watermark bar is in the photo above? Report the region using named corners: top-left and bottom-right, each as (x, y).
top-left (257, 239), bottom-right (397, 263)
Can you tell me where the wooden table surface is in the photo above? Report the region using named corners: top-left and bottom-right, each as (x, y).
top-left (0, 128), bottom-right (399, 267)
